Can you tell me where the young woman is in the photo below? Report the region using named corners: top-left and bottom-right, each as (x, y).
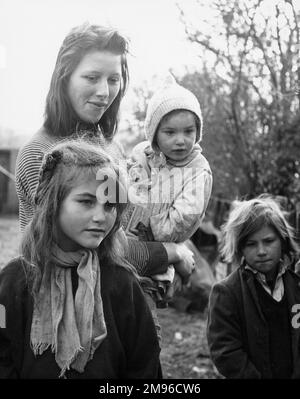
top-left (0, 140), bottom-right (161, 379)
top-left (15, 23), bottom-right (194, 284)
top-left (207, 196), bottom-right (300, 379)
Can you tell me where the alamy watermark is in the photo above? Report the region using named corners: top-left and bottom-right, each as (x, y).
top-left (291, 304), bottom-right (300, 329)
top-left (95, 160), bottom-right (204, 212)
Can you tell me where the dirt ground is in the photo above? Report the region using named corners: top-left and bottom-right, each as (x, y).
top-left (158, 306), bottom-right (221, 379)
top-left (0, 215), bottom-right (220, 379)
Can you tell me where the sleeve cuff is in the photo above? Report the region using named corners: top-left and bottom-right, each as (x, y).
top-left (143, 242), bottom-right (169, 276)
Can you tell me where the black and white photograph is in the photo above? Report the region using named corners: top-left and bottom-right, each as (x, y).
top-left (0, 0), bottom-right (300, 388)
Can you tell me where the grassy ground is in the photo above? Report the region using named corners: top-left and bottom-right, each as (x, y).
top-left (0, 215), bottom-right (220, 379)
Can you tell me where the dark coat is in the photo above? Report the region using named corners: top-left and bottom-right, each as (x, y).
top-left (0, 257), bottom-right (161, 379)
top-left (207, 266), bottom-right (300, 379)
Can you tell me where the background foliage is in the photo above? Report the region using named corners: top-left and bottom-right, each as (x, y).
top-left (131, 0), bottom-right (300, 209)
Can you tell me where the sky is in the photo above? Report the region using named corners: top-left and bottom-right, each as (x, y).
top-left (0, 0), bottom-right (203, 137)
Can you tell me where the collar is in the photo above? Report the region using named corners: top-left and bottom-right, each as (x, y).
top-left (244, 259), bottom-right (288, 281)
top-left (145, 143), bottom-right (202, 170)
top-left (244, 256), bottom-right (290, 301)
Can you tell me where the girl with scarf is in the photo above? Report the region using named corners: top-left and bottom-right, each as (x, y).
top-left (123, 76), bottom-right (212, 329)
top-left (15, 23), bottom-right (194, 290)
top-left (207, 196), bottom-right (300, 379)
top-left (0, 140), bottom-right (161, 379)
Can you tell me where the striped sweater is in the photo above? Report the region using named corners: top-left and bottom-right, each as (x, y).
top-left (15, 126), bottom-right (168, 277)
top-left (15, 128), bottom-right (59, 230)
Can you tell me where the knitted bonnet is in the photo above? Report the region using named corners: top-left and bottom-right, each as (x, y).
top-left (144, 74), bottom-right (203, 149)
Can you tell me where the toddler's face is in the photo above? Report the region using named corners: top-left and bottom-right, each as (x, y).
top-left (155, 110), bottom-right (197, 162)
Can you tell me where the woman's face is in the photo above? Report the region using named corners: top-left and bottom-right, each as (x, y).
top-left (67, 50), bottom-right (122, 124)
top-left (241, 224), bottom-right (282, 279)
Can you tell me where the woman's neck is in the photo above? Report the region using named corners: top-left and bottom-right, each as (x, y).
top-left (75, 120), bottom-right (99, 134)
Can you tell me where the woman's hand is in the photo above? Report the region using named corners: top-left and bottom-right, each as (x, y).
top-left (164, 272), bottom-right (183, 301)
top-left (162, 242), bottom-right (195, 284)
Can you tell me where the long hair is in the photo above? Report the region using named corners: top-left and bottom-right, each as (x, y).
top-left (221, 195), bottom-right (299, 265)
top-left (21, 139), bottom-right (134, 299)
top-left (44, 23), bottom-right (129, 139)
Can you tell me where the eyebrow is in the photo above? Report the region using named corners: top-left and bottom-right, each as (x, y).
top-left (161, 125), bottom-right (195, 129)
top-left (75, 193), bottom-right (96, 198)
top-left (246, 234), bottom-right (276, 242)
top-left (83, 70), bottom-right (121, 75)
